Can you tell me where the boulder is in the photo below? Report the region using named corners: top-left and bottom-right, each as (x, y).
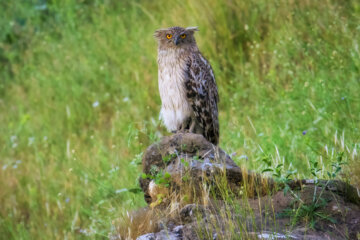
top-left (139, 133), bottom-right (275, 205)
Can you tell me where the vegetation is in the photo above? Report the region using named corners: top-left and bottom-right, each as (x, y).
top-left (0, 0), bottom-right (359, 239)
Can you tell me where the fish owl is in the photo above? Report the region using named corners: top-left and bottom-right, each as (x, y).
top-left (154, 26), bottom-right (219, 145)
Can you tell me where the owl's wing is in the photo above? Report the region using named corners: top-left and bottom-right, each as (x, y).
top-left (185, 52), bottom-right (219, 145)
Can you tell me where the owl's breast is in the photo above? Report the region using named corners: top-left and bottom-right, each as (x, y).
top-left (158, 63), bottom-right (187, 107)
top-left (158, 55), bottom-right (192, 131)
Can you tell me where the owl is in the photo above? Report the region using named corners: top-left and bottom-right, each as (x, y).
top-left (154, 26), bottom-right (219, 145)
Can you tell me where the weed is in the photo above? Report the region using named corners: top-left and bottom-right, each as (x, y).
top-left (269, 151), bottom-right (348, 229)
top-left (141, 171), bottom-right (172, 188)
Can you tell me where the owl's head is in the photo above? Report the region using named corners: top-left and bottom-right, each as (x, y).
top-left (154, 26), bottom-right (199, 50)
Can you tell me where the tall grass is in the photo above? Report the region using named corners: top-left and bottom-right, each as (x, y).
top-left (0, 0), bottom-right (359, 239)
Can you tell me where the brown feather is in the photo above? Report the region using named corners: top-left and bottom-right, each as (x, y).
top-left (185, 52), bottom-right (219, 145)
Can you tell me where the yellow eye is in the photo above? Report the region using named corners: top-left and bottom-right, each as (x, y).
top-left (181, 34), bottom-right (186, 39)
top-left (166, 34), bottom-right (172, 39)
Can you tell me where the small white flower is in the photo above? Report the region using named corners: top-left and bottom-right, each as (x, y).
top-left (115, 188), bottom-right (128, 194)
top-left (92, 101), bottom-right (99, 108)
top-left (28, 137), bottom-right (35, 146)
top-left (123, 97), bottom-right (129, 102)
top-left (10, 135), bottom-right (17, 143)
top-left (109, 166), bottom-right (119, 173)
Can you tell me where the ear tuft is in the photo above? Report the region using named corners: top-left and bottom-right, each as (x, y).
top-left (154, 29), bottom-right (166, 39)
top-left (153, 30), bottom-right (161, 39)
top-left (185, 26), bottom-right (199, 32)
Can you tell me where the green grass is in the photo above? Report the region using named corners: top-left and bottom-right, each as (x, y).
top-left (0, 0), bottom-right (359, 239)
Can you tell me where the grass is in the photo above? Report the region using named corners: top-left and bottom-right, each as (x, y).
top-left (0, 0), bottom-right (359, 239)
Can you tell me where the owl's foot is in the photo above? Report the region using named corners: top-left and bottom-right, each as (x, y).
top-left (178, 119), bottom-right (196, 134)
top-left (174, 128), bottom-right (186, 134)
top-left (178, 120), bottom-right (196, 134)
top-left (176, 118), bottom-right (191, 133)
top-left (177, 127), bottom-right (187, 133)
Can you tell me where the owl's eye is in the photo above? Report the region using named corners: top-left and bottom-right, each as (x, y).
top-left (166, 34), bottom-right (172, 39)
top-left (180, 34), bottom-right (186, 39)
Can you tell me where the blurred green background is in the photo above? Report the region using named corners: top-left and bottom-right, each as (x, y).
top-left (0, 0), bottom-right (359, 239)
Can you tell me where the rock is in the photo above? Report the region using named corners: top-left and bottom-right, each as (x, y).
top-left (136, 233), bottom-right (155, 240)
top-left (136, 225), bottom-right (183, 240)
top-left (139, 133), bottom-right (275, 205)
top-left (179, 204), bottom-right (207, 223)
top-left (119, 133), bottom-right (360, 240)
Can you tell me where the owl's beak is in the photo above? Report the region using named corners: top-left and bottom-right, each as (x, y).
top-left (174, 36), bottom-right (181, 46)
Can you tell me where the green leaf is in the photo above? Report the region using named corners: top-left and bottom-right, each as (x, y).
top-left (273, 173), bottom-right (280, 177)
top-left (164, 172), bottom-right (171, 179)
top-left (128, 188), bottom-right (142, 194)
top-left (261, 157), bottom-right (271, 166)
top-left (276, 163), bottom-right (284, 168)
top-left (302, 205), bottom-right (311, 211)
top-left (328, 217), bottom-right (337, 224)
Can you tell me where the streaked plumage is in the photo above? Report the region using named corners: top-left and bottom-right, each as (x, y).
top-left (154, 26), bottom-right (219, 145)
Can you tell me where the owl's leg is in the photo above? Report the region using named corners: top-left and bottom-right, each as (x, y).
top-left (188, 118), bottom-right (196, 133)
top-left (178, 123), bottom-right (185, 132)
